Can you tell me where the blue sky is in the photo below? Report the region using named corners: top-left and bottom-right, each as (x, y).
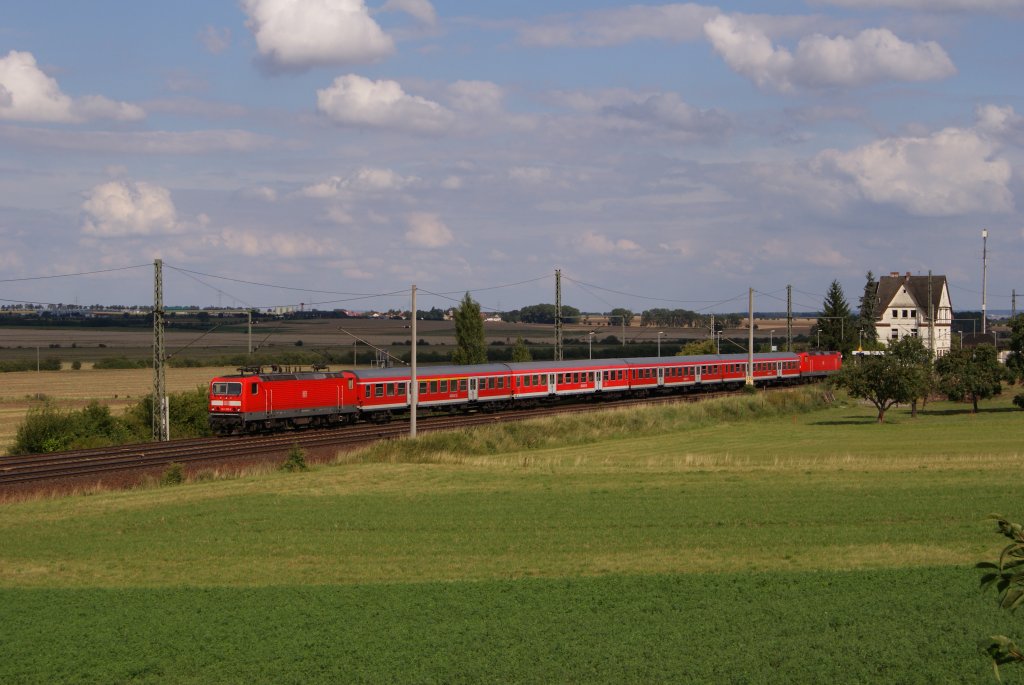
top-left (1, 0), bottom-right (1023, 316)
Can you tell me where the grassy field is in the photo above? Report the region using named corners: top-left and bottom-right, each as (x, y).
top-left (2, 391), bottom-right (1024, 682)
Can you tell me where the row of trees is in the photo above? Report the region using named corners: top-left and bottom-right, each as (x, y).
top-left (832, 338), bottom-right (1006, 422)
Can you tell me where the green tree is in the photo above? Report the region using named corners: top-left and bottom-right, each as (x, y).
top-left (609, 308), bottom-right (634, 327)
top-left (888, 336), bottom-right (934, 417)
top-left (830, 353), bottom-right (917, 423)
top-left (451, 292), bottom-right (487, 365)
top-left (817, 280), bottom-right (856, 355)
top-left (510, 336), bottom-right (532, 362)
top-left (857, 271), bottom-right (879, 347)
top-left (676, 339), bottom-right (717, 356)
top-left (935, 344), bottom-right (1002, 413)
top-left (1006, 315), bottom-right (1024, 383)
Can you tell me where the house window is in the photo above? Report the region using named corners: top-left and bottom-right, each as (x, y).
top-left (910, 309), bottom-right (917, 318)
top-left (891, 329), bottom-right (899, 339)
top-left (903, 309), bottom-right (909, 318)
top-left (892, 309), bottom-right (898, 318)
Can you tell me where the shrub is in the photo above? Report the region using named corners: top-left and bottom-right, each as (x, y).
top-left (1014, 392), bottom-right (1024, 410)
top-left (280, 443), bottom-right (308, 472)
top-left (9, 401), bottom-right (135, 454)
top-left (93, 357), bottom-right (148, 369)
top-left (71, 360), bottom-right (82, 370)
top-left (160, 463), bottom-right (185, 486)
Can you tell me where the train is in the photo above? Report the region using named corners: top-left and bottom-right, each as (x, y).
top-left (207, 350), bottom-right (842, 435)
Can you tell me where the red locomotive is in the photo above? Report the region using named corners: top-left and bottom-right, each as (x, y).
top-left (208, 351), bottom-right (841, 435)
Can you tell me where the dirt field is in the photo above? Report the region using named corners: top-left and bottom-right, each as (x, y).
top-left (0, 366), bottom-right (237, 454)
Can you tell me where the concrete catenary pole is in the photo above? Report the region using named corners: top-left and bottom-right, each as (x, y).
top-left (746, 288), bottom-right (754, 386)
top-left (555, 269), bottom-right (563, 361)
top-left (410, 284), bottom-right (417, 439)
top-left (982, 229), bottom-right (988, 335)
top-left (786, 284), bottom-right (793, 352)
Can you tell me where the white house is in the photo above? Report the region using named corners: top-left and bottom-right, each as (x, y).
top-left (872, 271), bottom-right (953, 356)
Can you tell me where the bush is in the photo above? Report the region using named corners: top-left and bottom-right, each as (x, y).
top-left (93, 357), bottom-right (148, 369)
top-left (160, 462), bottom-right (185, 486)
top-left (1014, 392), bottom-right (1024, 410)
top-left (71, 360), bottom-right (82, 370)
top-left (10, 401), bottom-right (137, 455)
top-left (280, 443), bottom-right (308, 472)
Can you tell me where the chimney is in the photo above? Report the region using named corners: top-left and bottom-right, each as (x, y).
top-left (890, 272), bottom-right (900, 278)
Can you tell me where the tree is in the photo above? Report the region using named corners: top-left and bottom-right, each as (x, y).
top-left (857, 271), bottom-right (879, 347)
top-left (510, 336), bottom-right (532, 362)
top-left (451, 292), bottom-right (487, 365)
top-left (1006, 315), bottom-right (1024, 383)
top-left (676, 339), bottom-right (717, 356)
top-left (935, 344), bottom-right (1002, 413)
top-left (888, 336), bottom-right (934, 417)
top-left (830, 353), bottom-right (917, 423)
top-left (609, 308), bottom-right (634, 327)
top-left (817, 280), bottom-right (856, 355)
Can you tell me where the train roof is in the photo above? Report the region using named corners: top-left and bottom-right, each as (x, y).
top-left (351, 364), bottom-right (510, 380)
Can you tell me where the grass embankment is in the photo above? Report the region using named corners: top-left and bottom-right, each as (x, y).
top-left (2, 388), bottom-right (1023, 683)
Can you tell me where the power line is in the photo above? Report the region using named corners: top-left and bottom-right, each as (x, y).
top-left (164, 264), bottom-right (402, 297)
top-left (434, 274), bottom-right (550, 295)
top-left (0, 263), bottom-right (150, 283)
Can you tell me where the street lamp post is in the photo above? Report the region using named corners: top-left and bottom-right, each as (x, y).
top-left (816, 329), bottom-right (820, 350)
top-left (588, 331), bottom-right (595, 360)
top-left (769, 329), bottom-right (775, 352)
top-left (657, 331), bottom-right (664, 357)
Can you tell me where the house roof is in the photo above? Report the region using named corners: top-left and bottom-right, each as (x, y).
top-left (872, 272), bottom-right (949, 319)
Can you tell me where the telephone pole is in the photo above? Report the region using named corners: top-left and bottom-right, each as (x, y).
top-left (555, 268), bottom-right (563, 361)
top-left (152, 259), bottom-right (169, 441)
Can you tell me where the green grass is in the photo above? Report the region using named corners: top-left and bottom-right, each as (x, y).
top-left (2, 390), bottom-right (1024, 682)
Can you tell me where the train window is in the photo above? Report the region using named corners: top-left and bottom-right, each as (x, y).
top-left (251, 383), bottom-right (258, 395)
top-left (398, 384), bottom-right (406, 396)
top-left (460, 379), bottom-right (467, 391)
top-left (213, 382), bottom-right (243, 396)
top-left (440, 380), bottom-right (448, 393)
top-left (375, 384), bottom-right (384, 398)
top-left (430, 381), bottom-right (438, 393)
top-left (498, 377), bottom-right (504, 389)
top-left (419, 381), bottom-right (427, 395)
top-left (386, 384), bottom-right (395, 397)
top-left (348, 380), bottom-right (354, 390)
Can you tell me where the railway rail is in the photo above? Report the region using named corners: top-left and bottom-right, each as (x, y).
top-left (0, 388), bottom-right (766, 495)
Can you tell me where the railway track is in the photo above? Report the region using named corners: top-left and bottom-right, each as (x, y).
top-left (0, 387), bottom-right (764, 494)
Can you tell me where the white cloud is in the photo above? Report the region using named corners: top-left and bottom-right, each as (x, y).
top-left (81, 181), bottom-right (181, 237)
top-left (240, 186), bottom-right (278, 202)
top-left (704, 16), bottom-right (955, 91)
top-left (814, 0), bottom-right (1024, 11)
top-left (520, 4), bottom-right (719, 47)
top-left (0, 50), bottom-right (144, 123)
top-left (206, 227), bottom-right (341, 258)
top-left (381, 0), bottom-right (437, 26)
top-left (579, 231), bottom-right (641, 255)
top-left (317, 74), bottom-right (454, 133)
top-left (440, 175), bottom-right (463, 190)
top-left (301, 167), bottom-right (419, 198)
top-left (405, 212), bottom-right (452, 247)
top-left (198, 26), bottom-right (232, 54)
top-left (0, 126), bottom-right (275, 154)
top-left (819, 125), bottom-right (1013, 216)
top-left (242, 0), bottom-right (393, 70)
top-left (508, 166), bottom-right (553, 184)
top-left (555, 89), bottom-right (731, 140)
top-left (447, 80), bottom-right (504, 114)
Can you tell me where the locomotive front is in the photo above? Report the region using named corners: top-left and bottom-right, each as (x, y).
top-left (208, 376), bottom-right (251, 434)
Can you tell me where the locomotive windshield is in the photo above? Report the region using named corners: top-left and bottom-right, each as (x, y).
top-left (212, 382), bottom-right (242, 396)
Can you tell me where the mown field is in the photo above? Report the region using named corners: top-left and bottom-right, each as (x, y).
top-left (2, 390), bottom-right (1024, 683)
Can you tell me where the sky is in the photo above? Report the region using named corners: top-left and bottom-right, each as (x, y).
top-left (1, 0), bottom-right (1023, 316)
